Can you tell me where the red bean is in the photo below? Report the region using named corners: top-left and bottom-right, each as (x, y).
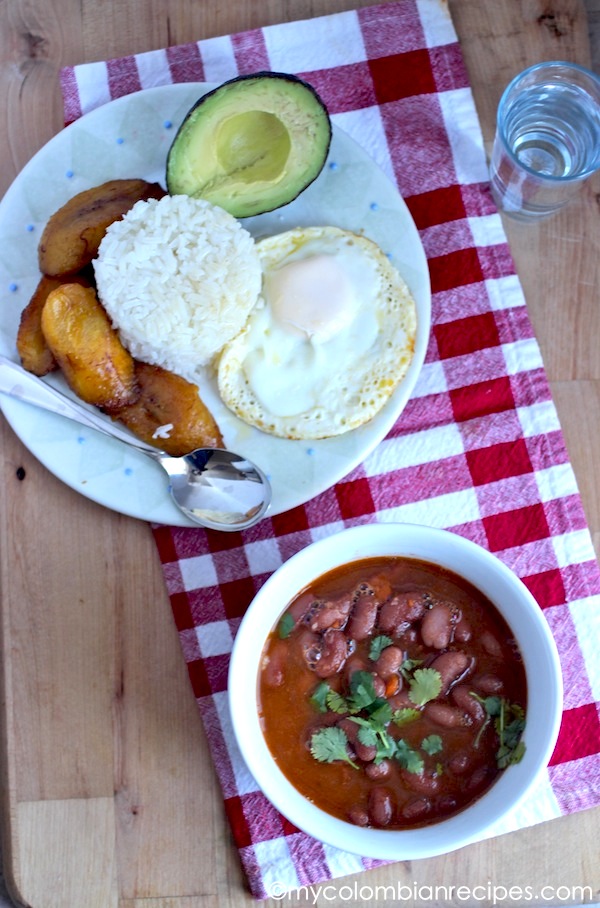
top-left (424, 702), bottom-right (472, 729)
top-left (388, 689), bottom-right (414, 710)
top-left (454, 616), bottom-right (472, 643)
top-left (347, 806), bottom-right (369, 826)
top-left (374, 645), bottom-right (403, 679)
top-left (437, 795), bottom-right (458, 814)
top-left (337, 718), bottom-right (356, 738)
top-left (355, 741), bottom-right (378, 763)
top-left (308, 596), bottom-right (352, 632)
top-left (377, 592), bottom-right (425, 634)
top-left (429, 650), bottom-right (472, 693)
top-left (451, 684), bottom-right (486, 723)
top-left (344, 653), bottom-right (368, 686)
top-left (480, 630), bottom-right (503, 659)
top-left (368, 787), bottom-right (394, 826)
top-left (399, 769), bottom-right (440, 795)
top-left (370, 673), bottom-right (386, 698)
top-left (398, 627), bottom-right (419, 646)
top-left (314, 629), bottom-right (349, 678)
top-left (338, 718), bottom-right (377, 762)
top-left (365, 759), bottom-right (392, 780)
top-left (447, 751), bottom-right (471, 775)
top-left (401, 797), bottom-right (430, 820)
top-left (377, 598), bottom-right (403, 635)
top-left (420, 602), bottom-right (454, 649)
top-left (346, 595), bottom-right (378, 641)
top-left (472, 672), bottom-right (504, 695)
top-left (467, 765), bottom-right (490, 791)
top-left (298, 628), bottom-right (321, 669)
top-left (260, 639), bottom-right (287, 687)
top-left (286, 592), bottom-right (314, 626)
top-left (366, 574), bottom-right (393, 602)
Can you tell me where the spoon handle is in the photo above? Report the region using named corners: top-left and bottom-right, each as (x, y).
top-left (0, 355), bottom-right (157, 453)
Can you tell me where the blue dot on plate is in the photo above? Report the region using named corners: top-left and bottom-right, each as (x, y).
top-left (306, 447), bottom-right (316, 456)
top-left (328, 161), bottom-right (339, 171)
top-left (8, 282), bottom-right (18, 292)
top-left (163, 120), bottom-right (173, 129)
top-left (124, 467), bottom-right (134, 476)
top-left (26, 224), bottom-right (35, 232)
top-left (66, 169), bottom-right (74, 179)
top-left (116, 137), bottom-right (124, 145)
top-left (370, 201), bottom-right (379, 211)
top-left (76, 435), bottom-right (86, 444)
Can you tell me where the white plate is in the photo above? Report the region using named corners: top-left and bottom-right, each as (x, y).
top-left (0, 83), bottom-right (430, 526)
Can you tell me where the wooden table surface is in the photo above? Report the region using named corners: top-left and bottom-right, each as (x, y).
top-left (1, 1), bottom-right (599, 906)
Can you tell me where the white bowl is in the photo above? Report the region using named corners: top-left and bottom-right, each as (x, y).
top-left (228, 523), bottom-right (563, 860)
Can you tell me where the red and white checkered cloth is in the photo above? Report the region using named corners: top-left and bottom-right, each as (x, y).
top-left (61, 1), bottom-right (600, 899)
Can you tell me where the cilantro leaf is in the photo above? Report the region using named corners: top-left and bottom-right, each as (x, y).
top-left (498, 739), bottom-right (526, 768)
top-left (392, 707), bottom-right (421, 727)
top-left (494, 699), bottom-right (526, 768)
top-left (349, 701), bottom-right (396, 762)
top-left (369, 635), bottom-right (394, 662)
top-left (326, 689), bottom-right (349, 715)
top-left (354, 722), bottom-right (378, 749)
top-left (347, 671), bottom-right (379, 712)
top-left (367, 700), bottom-right (393, 725)
top-left (482, 695), bottom-right (503, 716)
top-left (373, 734), bottom-right (397, 762)
top-left (399, 657), bottom-right (424, 680)
top-left (473, 694), bottom-right (527, 768)
top-left (309, 683), bottom-right (349, 716)
top-left (394, 739), bottom-right (425, 774)
top-left (310, 682), bottom-right (330, 713)
top-left (277, 612), bottom-right (295, 639)
top-left (408, 667), bottom-right (442, 706)
top-left (421, 734), bottom-right (443, 756)
top-left (310, 727), bottom-right (359, 769)
top-left (310, 682), bottom-right (349, 715)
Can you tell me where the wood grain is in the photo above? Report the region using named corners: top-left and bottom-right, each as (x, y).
top-left (1, 1), bottom-right (599, 906)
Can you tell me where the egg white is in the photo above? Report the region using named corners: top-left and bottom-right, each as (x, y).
top-left (217, 226), bottom-right (417, 440)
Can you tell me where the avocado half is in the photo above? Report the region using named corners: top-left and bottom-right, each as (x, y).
top-left (166, 72), bottom-right (332, 218)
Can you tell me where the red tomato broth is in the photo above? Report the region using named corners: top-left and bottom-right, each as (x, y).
top-left (257, 556), bottom-right (527, 830)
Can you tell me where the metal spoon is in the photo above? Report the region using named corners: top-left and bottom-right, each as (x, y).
top-left (0, 355), bottom-right (271, 531)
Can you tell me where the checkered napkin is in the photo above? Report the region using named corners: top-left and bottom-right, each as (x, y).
top-left (61, 1), bottom-right (600, 898)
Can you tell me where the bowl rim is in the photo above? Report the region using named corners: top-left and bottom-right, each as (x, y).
top-left (228, 522), bottom-right (563, 860)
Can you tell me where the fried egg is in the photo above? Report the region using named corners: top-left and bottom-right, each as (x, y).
top-left (217, 225), bottom-right (417, 440)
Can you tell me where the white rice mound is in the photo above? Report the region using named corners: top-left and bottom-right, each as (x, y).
top-left (94, 194), bottom-right (262, 379)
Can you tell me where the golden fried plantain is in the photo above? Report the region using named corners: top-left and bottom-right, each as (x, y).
top-left (41, 282), bottom-right (138, 409)
top-left (17, 271), bottom-right (94, 376)
top-left (108, 361), bottom-right (223, 456)
top-left (38, 178), bottom-right (166, 277)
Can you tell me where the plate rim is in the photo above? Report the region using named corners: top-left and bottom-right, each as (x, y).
top-left (0, 82), bottom-right (431, 527)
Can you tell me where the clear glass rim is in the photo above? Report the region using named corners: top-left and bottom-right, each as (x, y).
top-left (496, 60), bottom-right (600, 182)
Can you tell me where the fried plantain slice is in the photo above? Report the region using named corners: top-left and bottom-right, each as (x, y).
top-left (38, 178), bottom-right (166, 277)
top-left (17, 271), bottom-right (94, 376)
top-left (108, 361), bottom-right (223, 456)
top-left (41, 282), bottom-right (138, 409)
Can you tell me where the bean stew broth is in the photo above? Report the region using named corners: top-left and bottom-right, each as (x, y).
top-left (258, 556), bottom-right (527, 830)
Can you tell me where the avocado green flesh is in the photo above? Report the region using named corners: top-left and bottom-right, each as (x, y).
top-left (166, 75), bottom-right (332, 218)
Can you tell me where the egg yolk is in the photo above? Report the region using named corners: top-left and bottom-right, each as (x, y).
top-left (263, 254), bottom-right (357, 343)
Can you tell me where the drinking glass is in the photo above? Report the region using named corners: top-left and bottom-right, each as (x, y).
top-left (489, 61), bottom-right (600, 220)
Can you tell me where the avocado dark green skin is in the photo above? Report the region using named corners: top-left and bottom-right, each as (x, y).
top-left (166, 71), bottom-right (332, 219)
